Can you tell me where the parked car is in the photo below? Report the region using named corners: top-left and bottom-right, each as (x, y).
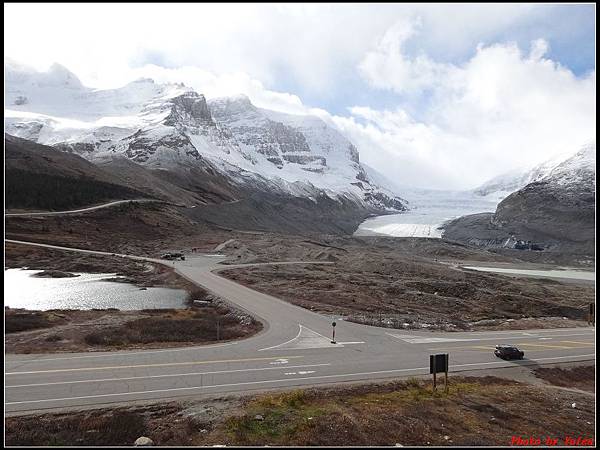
top-left (494, 344), bottom-right (524, 360)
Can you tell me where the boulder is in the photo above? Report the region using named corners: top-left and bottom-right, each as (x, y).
top-left (134, 436), bottom-right (154, 446)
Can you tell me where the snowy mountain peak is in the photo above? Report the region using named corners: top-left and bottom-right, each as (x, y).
top-left (5, 61), bottom-right (407, 213)
top-left (546, 141), bottom-right (596, 187)
top-left (209, 94), bottom-right (257, 118)
top-left (165, 91), bottom-right (213, 125)
top-left (473, 142), bottom-right (594, 198)
top-left (6, 61), bottom-right (85, 90)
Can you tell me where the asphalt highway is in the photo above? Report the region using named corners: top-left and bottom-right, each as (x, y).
top-left (4, 240), bottom-right (596, 414)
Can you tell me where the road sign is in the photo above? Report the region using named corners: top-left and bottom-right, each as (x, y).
top-left (430, 353), bottom-right (449, 391)
top-left (430, 353), bottom-right (449, 374)
top-left (331, 322), bottom-right (337, 344)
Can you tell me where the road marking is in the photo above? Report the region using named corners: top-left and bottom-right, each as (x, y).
top-left (427, 345), bottom-right (560, 353)
top-left (259, 326), bottom-right (302, 351)
top-left (387, 332), bottom-right (593, 345)
top-left (5, 356), bottom-right (304, 375)
top-left (270, 359), bottom-right (290, 365)
top-left (336, 341), bottom-right (365, 345)
top-left (5, 342), bottom-right (240, 364)
top-left (387, 333), bottom-right (480, 344)
top-left (429, 340), bottom-right (595, 352)
top-left (517, 342), bottom-right (578, 350)
top-left (5, 355), bottom-right (594, 406)
top-left (559, 341), bottom-right (595, 346)
top-left (259, 325), bottom-right (341, 351)
top-left (5, 364), bottom-right (332, 389)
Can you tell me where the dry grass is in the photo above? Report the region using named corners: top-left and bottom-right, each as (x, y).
top-left (83, 306), bottom-right (256, 347)
top-left (5, 310), bottom-right (62, 333)
top-left (5, 306), bottom-right (261, 354)
top-left (534, 366), bottom-right (596, 392)
top-left (220, 257), bottom-right (593, 330)
top-left (6, 375), bottom-right (595, 446)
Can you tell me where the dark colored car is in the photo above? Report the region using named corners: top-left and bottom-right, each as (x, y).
top-left (494, 345), bottom-right (524, 360)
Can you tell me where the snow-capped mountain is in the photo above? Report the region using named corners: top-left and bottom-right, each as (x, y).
top-left (543, 141), bottom-right (595, 188)
top-left (5, 61), bottom-right (405, 213)
top-left (472, 150), bottom-right (577, 198)
top-left (444, 141), bottom-right (596, 261)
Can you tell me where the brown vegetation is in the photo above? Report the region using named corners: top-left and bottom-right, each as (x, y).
top-left (5, 372), bottom-right (595, 446)
top-left (5, 306), bottom-right (261, 354)
top-left (534, 366), bottom-right (596, 392)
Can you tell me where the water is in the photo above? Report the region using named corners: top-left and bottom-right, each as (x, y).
top-left (4, 269), bottom-right (188, 310)
top-left (463, 266), bottom-right (596, 282)
top-left (355, 189), bottom-right (504, 238)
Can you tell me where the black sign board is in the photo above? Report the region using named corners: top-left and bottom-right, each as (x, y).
top-left (430, 353), bottom-right (449, 374)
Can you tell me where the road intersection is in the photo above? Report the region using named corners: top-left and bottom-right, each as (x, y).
top-left (5, 240), bottom-right (596, 414)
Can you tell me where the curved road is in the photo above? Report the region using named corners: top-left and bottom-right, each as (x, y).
top-left (5, 239), bottom-right (595, 414)
top-left (5, 199), bottom-right (171, 217)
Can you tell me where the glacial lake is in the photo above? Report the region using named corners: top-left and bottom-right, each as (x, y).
top-left (4, 269), bottom-right (188, 310)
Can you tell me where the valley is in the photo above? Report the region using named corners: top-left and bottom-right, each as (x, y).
top-left (3, 39), bottom-right (595, 448)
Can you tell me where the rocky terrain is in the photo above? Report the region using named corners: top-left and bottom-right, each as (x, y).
top-left (214, 235), bottom-right (594, 330)
top-left (444, 142), bottom-right (596, 265)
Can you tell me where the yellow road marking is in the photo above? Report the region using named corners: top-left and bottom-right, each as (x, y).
top-left (6, 356), bottom-right (304, 375)
top-left (559, 341), bottom-right (595, 346)
top-left (516, 342), bottom-right (574, 349)
top-left (429, 341), bottom-right (594, 352)
top-left (427, 345), bottom-right (492, 351)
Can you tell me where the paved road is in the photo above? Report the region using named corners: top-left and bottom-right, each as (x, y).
top-left (5, 199), bottom-right (170, 217)
top-left (5, 240), bottom-right (596, 414)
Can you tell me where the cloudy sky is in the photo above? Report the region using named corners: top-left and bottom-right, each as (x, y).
top-left (4, 3), bottom-right (596, 189)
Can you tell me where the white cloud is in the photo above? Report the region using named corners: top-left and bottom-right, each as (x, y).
top-left (121, 65), bottom-right (310, 116)
top-left (350, 28), bottom-right (596, 189)
top-left (358, 18), bottom-right (457, 94)
top-left (4, 4), bottom-right (595, 190)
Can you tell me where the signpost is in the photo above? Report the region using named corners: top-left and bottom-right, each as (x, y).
top-left (331, 321), bottom-right (337, 344)
top-left (589, 303), bottom-right (595, 326)
top-left (430, 353), bottom-right (449, 392)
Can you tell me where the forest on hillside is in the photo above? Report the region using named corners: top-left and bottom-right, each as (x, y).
top-left (6, 169), bottom-right (147, 210)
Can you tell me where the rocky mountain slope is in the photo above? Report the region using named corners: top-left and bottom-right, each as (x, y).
top-left (5, 61), bottom-right (406, 233)
top-left (443, 142), bottom-right (596, 263)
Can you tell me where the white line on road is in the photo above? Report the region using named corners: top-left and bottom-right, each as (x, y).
top-left (259, 325), bottom-right (302, 351)
top-left (5, 356), bottom-right (304, 375)
top-left (259, 325), bottom-right (345, 351)
top-left (6, 354), bottom-right (593, 406)
top-left (5, 364), bottom-right (332, 389)
top-left (387, 332), bottom-right (594, 344)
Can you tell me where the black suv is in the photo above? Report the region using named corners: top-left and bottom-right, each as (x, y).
top-left (494, 345), bottom-right (524, 360)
